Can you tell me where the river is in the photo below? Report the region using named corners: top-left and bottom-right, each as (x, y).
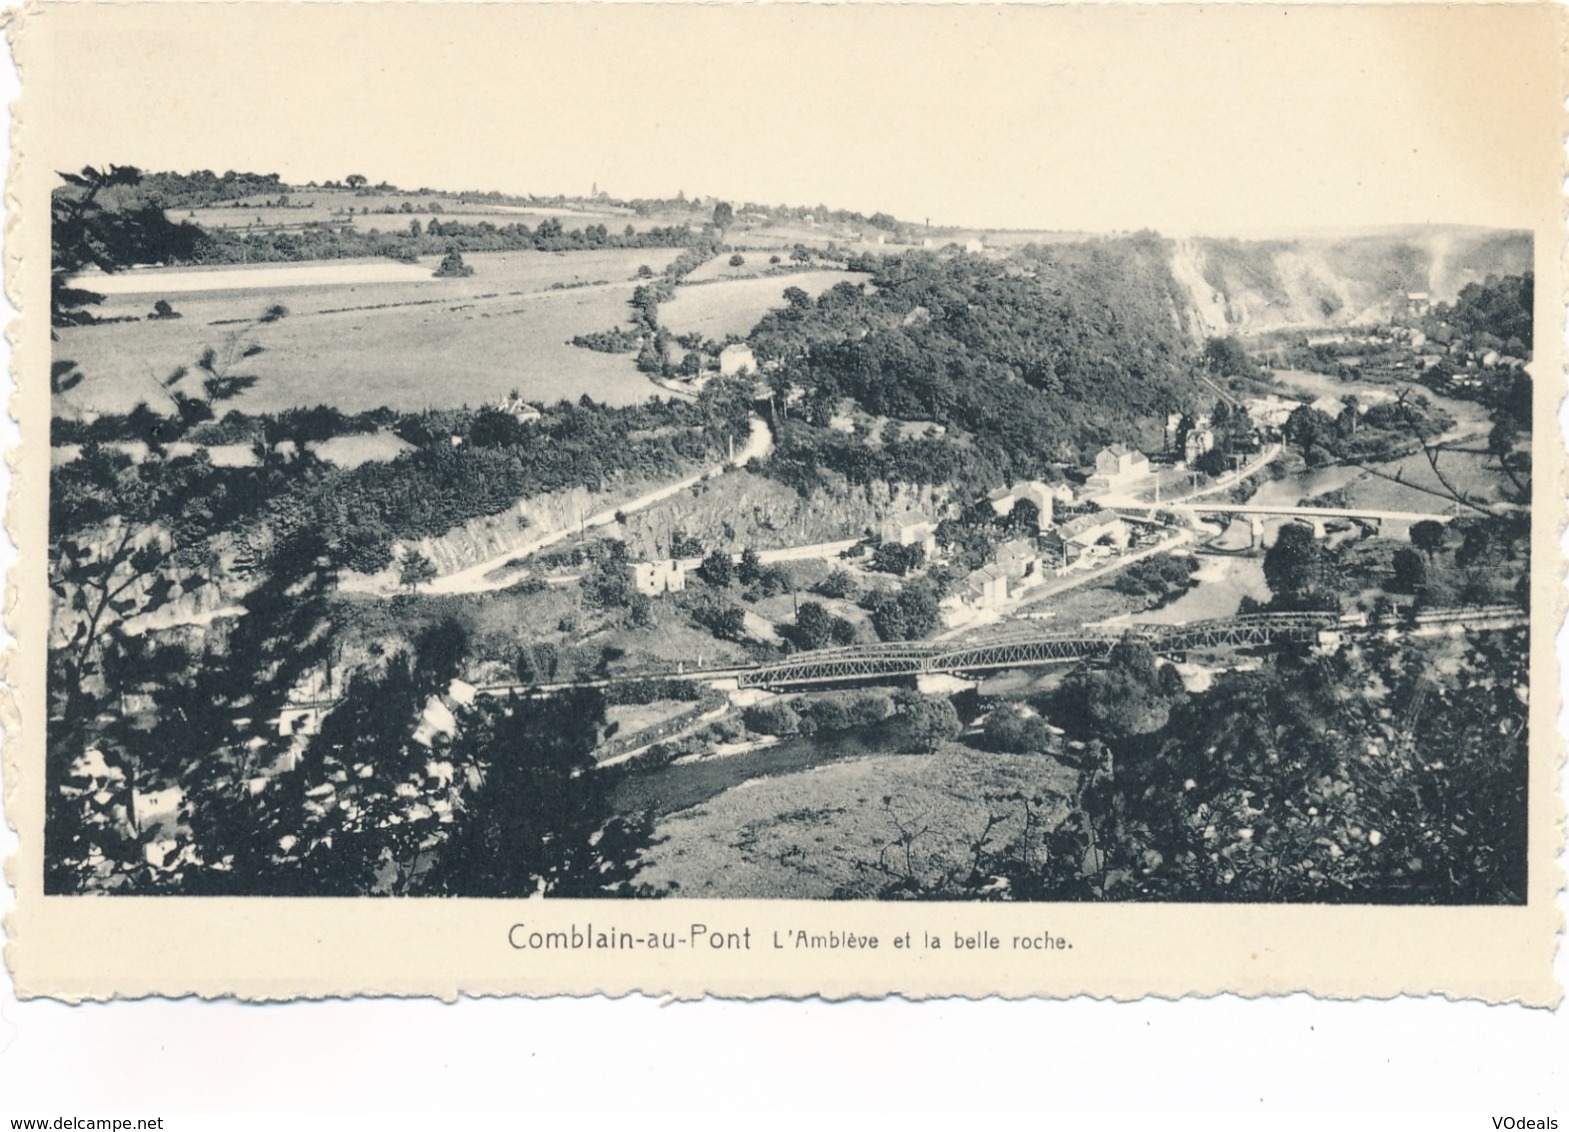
top-left (1150, 367), bottom-right (1505, 617)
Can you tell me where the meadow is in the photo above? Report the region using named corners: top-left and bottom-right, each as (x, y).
top-left (55, 249), bottom-right (684, 416)
top-left (626, 742), bottom-right (1077, 899)
top-left (181, 189), bottom-right (690, 237)
top-left (658, 269), bottom-right (867, 339)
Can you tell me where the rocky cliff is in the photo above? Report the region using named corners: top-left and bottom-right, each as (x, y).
top-left (1167, 227), bottom-right (1531, 337)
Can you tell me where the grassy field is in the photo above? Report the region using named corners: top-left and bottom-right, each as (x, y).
top-left (659, 270), bottom-right (867, 339)
top-left (55, 249), bottom-right (683, 416)
top-left (179, 190), bottom-right (709, 241)
top-left (626, 741), bottom-right (1078, 899)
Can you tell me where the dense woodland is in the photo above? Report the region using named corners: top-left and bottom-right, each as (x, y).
top-left (748, 239), bottom-right (1200, 495)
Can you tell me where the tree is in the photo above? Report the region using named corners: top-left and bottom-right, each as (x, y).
top-left (1410, 520), bottom-right (1447, 559)
top-left (712, 201), bottom-right (734, 232)
top-left (1263, 523), bottom-right (1331, 607)
top-left (737, 546), bottom-right (763, 585)
top-left (1390, 546), bottom-right (1427, 594)
top-left (399, 549), bottom-right (437, 593)
top-left (870, 541), bottom-right (925, 577)
top-left (345, 174), bottom-right (368, 189)
top-left (431, 688), bottom-right (652, 897)
top-left (983, 703), bottom-right (1055, 754)
top-left (1057, 634), bottom-right (1186, 741)
top-left (51, 165), bottom-right (203, 328)
top-left (1202, 336), bottom-right (1256, 378)
top-left (816, 567), bottom-right (859, 600)
top-left (728, 253), bottom-right (745, 269)
top-left (433, 250), bottom-right (474, 278)
top-left (697, 549), bottom-right (734, 587)
top-left (1007, 498), bottom-right (1041, 532)
top-left (893, 691), bottom-right (961, 753)
top-left (794, 601), bottom-right (834, 649)
top-left (863, 579), bottom-right (941, 641)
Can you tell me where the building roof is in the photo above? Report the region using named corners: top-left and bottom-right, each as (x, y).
top-left (885, 507), bottom-right (933, 528)
top-left (1056, 513), bottom-right (1122, 541)
top-left (966, 563), bottom-right (1008, 590)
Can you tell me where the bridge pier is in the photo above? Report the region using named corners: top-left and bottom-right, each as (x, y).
top-left (1249, 518), bottom-right (1265, 550)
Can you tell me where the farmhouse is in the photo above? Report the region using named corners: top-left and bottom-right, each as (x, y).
top-left (986, 480), bottom-right (1056, 527)
top-left (1246, 395), bottom-right (1297, 429)
top-left (994, 538), bottom-right (1041, 581)
top-left (633, 559), bottom-right (687, 596)
top-left (1310, 395), bottom-right (1348, 420)
top-left (1044, 513), bottom-right (1129, 563)
top-left (985, 485), bottom-right (1018, 517)
top-left (879, 510), bottom-right (938, 554)
top-left (1088, 444), bottom-right (1151, 491)
top-left (964, 564), bottom-right (1009, 609)
top-left (493, 391), bottom-right (543, 424)
top-left (719, 344), bottom-right (757, 377)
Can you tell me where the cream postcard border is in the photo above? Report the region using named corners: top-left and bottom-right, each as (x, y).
top-left (1, 0), bottom-right (1563, 1004)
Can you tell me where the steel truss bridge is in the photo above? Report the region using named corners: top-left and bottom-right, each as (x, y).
top-left (283, 608), bottom-right (1523, 715)
top-left (732, 612), bottom-right (1335, 688)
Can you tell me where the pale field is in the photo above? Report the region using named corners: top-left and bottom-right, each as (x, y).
top-left (55, 250), bottom-right (695, 415)
top-left (630, 744), bottom-right (1078, 900)
top-left (659, 270), bottom-right (867, 339)
top-left (185, 191), bottom-right (661, 235)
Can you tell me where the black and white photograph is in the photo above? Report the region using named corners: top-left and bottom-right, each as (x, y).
top-left (36, 5), bottom-right (1542, 911)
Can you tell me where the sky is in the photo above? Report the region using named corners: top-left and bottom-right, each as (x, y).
top-left (18, 3), bottom-right (1563, 236)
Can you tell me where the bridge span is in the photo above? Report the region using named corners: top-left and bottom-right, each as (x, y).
top-left (285, 608), bottom-right (1524, 717)
top-left (1150, 502), bottom-right (1456, 525)
top-left (731, 612), bottom-right (1333, 688)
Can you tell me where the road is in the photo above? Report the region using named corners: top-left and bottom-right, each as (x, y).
top-left (414, 414), bottom-right (774, 596)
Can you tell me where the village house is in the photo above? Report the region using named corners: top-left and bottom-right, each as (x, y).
top-left (1088, 444), bottom-right (1151, 492)
top-left (493, 391), bottom-right (543, 424)
top-left (633, 559), bottom-right (687, 596)
top-left (879, 510), bottom-right (938, 555)
top-left (985, 482), bottom-right (1054, 529)
top-left (1183, 426), bottom-right (1215, 466)
top-left (719, 343), bottom-right (757, 377)
top-left (1043, 512), bottom-right (1130, 564)
top-left (1310, 395), bottom-right (1348, 420)
top-left (1245, 395), bottom-right (1297, 430)
top-left (964, 563), bottom-right (1009, 609)
top-left (964, 238), bottom-right (985, 254)
top-left (994, 538), bottom-right (1041, 582)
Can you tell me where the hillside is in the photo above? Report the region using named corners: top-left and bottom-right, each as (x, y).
top-left (1168, 227), bottom-right (1531, 337)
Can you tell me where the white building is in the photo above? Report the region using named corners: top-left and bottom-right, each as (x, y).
top-left (995, 538), bottom-right (1041, 581)
top-left (633, 559), bottom-right (687, 596)
top-left (719, 344), bottom-right (757, 377)
top-left (1183, 427), bottom-right (1215, 465)
top-left (1088, 444), bottom-right (1151, 492)
top-left (879, 510), bottom-right (938, 555)
top-left (964, 564), bottom-right (1009, 608)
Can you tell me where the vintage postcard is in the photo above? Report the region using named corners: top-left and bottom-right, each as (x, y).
top-left (1, 1), bottom-right (1563, 1003)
